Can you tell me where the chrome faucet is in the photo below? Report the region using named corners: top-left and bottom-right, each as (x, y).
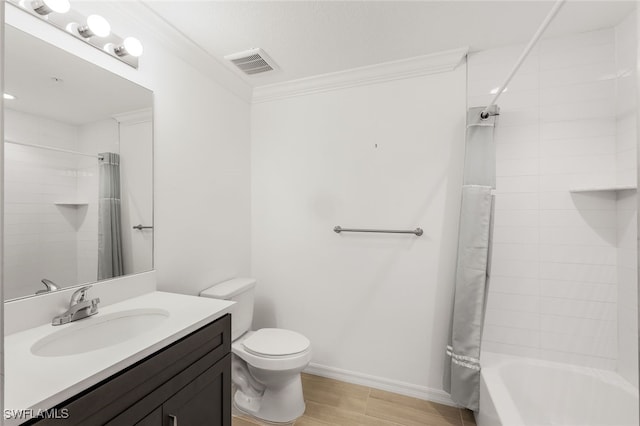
top-left (36, 278), bottom-right (59, 294)
top-left (52, 285), bottom-right (100, 326)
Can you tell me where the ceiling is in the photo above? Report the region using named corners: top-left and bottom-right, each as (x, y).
top-left (142, 0), bottom-right (637, 87)
top-left (5, 25), bottom-right (152, 125)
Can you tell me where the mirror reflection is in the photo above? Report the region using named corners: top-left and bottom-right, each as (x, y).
top-left (4, 25), bottom-right (154, 300)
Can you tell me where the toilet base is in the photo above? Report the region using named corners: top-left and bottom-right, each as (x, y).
top-left (233, 373), bottom-right (305, 424)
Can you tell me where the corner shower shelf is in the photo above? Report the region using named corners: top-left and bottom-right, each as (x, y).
top-left (569, 185), bottom-right (637, 193)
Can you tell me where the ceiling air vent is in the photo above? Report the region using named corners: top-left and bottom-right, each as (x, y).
top-left (225, 48), bottom-right (278, 76)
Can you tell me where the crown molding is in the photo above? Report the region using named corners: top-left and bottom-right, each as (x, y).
top-left (89, 1), bottom-right (253, 104)
top-left (113, 108), bottom-right (153, 125)
top-left (252, 47), bottom-right (468, 104)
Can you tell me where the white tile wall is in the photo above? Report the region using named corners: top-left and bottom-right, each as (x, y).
top-left (472, 16), bottom-right (637, 373)
top-left (615, 12), bottom-right (638, 387)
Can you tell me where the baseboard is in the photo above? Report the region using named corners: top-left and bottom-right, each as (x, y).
top-left (304, 363), bottom-right (457, 407)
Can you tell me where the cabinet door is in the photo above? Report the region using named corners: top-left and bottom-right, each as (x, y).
top-left (163, 354), bottom-right (231, 426)
top-left (135, 407), bottom-right (162, 426)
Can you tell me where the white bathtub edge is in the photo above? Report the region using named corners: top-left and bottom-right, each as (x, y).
top-left (478, 351), bottom-right (639, 426)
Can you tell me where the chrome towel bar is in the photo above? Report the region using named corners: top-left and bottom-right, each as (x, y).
top-left (334, 226), bottom-right (423, 236)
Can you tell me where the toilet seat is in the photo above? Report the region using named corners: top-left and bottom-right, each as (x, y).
top-left (233, 329), bottom-right (312, 371)
top-left (243, 328), bottom-right (310, 357)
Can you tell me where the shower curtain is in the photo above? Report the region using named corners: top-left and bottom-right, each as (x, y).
top-left (443, 106), bottom-right (496, 411)
top-left (98, 152), bottom-right (124, 280)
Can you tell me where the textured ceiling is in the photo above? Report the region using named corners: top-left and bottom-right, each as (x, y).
top-left (142, 1), bottom-right (636, 87)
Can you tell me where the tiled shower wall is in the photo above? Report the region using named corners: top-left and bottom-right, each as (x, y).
top-left (471, 14), bottom-right (637, 374)
top-left (616, 13), bottom-right (639, 385)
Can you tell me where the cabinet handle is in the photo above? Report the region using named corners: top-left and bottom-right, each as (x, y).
top-left (168, 414), bottom-right (178, 426)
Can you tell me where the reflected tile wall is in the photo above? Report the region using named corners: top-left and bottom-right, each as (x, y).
top-left (3, 109), bottom-right (82, 300)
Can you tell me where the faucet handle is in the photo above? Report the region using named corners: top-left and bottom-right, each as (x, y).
top-left (70, 285), bottom-right (92, 306)
top-left (37, 279), bottom-right (59, 294)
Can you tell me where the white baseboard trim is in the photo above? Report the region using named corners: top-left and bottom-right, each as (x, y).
top-left (304, 363), bottom-right (457, 407)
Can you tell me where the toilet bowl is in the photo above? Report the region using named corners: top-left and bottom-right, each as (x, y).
top-left (200, 278), bottom-right (312, 423)
top-left (232, 329), bottom-right (311, 422)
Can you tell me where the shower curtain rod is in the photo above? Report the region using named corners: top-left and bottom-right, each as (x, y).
top-left (5, 139), bottom-right (103, 160)
top-left (481, 0), bottom-right (566, 119)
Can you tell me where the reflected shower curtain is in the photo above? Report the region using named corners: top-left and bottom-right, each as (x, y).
top-left (98, 152), bottom-right (124, 280)
top-left (443, 107), bottom-right (496, 411)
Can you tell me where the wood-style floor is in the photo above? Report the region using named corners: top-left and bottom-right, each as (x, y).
top-left (232, 373), bottom-right (477, 426)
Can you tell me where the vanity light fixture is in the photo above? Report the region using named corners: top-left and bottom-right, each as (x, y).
top-left (28, 0), bottom-right (70, 16)
top-left (9, 0), bottom-right (142, 68)
top-left (67, 14), bottom-right (111, 38)
top-left (3, 94), bottom-right (16, 100)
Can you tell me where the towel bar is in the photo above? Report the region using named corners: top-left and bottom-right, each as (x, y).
top-left (333, 226), bottom-right (423, 236)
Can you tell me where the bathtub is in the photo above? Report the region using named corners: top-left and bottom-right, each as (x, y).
top-left (477, 352), bottom-right (639, 426)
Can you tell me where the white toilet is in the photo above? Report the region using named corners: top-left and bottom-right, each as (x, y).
top-left (200, 278), bottom-right (311, 423)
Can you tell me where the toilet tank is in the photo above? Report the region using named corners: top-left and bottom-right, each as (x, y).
top-left (200, 278), bottom-right (256, 341)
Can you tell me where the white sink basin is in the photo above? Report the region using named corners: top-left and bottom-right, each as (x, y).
top-left (31, 308), bottom-right (170, 357)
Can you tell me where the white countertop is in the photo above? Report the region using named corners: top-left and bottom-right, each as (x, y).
top-left (4, 291), bottom-right (234, 425)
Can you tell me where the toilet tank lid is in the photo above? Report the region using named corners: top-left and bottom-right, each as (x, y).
top-left (200, 278), bottom-right (257, 299)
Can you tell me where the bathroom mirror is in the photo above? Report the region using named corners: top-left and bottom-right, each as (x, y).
top-left (3, 25), bottom-right (154, 300)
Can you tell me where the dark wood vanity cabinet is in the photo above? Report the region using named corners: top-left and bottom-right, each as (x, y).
top-left (30, 314), bottom-right (232, 426)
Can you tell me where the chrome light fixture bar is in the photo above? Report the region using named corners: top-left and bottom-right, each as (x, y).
top-left (9, 0), bottom-right (142, 69)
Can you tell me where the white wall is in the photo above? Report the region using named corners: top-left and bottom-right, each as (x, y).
top-left (6, 3), bottom-right (252, 298)
top-left (150, 62), bottom-right (251, 294)
top-left (1, 5), bottom-right (5, 415)
top-left (251, 66), bottom-right (466, 399)
top-left (117, 115), bottom-right (153, 276)
top-left (471, 19), bottom-right (637, 372)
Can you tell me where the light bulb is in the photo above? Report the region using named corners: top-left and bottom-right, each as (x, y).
top-left (31, 0), bottom-right (70, 15)
top-left (112, 37), bottom-right (144, 58)
top-left (3, 93), bottom-right (16, 100)
top-left (123, 37), bottom-right (143, 57)
top-left (73, 15), bottom-right (111, 38)
top-left (86, 15), bottom-right (111, 38)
